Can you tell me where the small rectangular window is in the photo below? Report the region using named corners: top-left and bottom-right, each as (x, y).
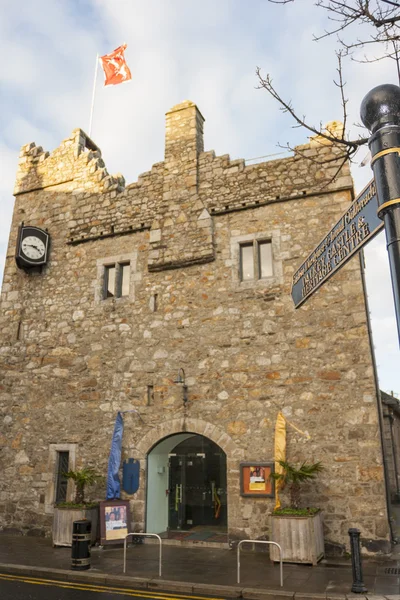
top-left (55, 451), bottom-right (69, 504)
top-left (150, 293), bottom-right (158, 312)
top-left (147, 384), bottom-right (154, 406)
top-left (240, 244), bottom-right (254, 281)
top-left (103, 263), bottom-right (130, 299)
top-left (259, 241), bottom-right (273, 278)
top-left (120, 263), bottom-right (130, 297)
top-left (105, 265), bottom-right (116, 298)
top-left (240, 240), bottom-right (273, 281)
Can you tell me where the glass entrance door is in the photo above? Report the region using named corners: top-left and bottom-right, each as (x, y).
top-left (168, 454), bottom-right (186, 530)
top-left (167, 436), bottom-right (227, 531)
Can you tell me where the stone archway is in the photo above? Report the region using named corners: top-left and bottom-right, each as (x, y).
top-left (136, 417), bottom-right (243, 460)
top-left (135, 417), bottom-right (245, 539)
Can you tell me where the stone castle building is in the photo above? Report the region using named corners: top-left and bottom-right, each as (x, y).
top-left (0, 100), bottom-right (391, 554)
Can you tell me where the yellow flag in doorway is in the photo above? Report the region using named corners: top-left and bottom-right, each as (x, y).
top-left (274, 412), bottom-right (286, 510)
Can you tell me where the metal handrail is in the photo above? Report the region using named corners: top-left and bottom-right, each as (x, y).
top-left (237, 539), bottom-right (283, 587)
top-left (123, 533), bottom-right (162, 576)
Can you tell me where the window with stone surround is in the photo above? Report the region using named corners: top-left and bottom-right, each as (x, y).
top-left (95, 252), bottom-right (138, 304)
top-left (231, 231), bottom-right (283, 287)
top-left (240, 240), bottom-right (273, 281)
top-left (55, 451), bottom-right (70, 504)
top-left (104, 262), bottom-right (130, 298)
top-left (45, 443), bottom-right (76, 514)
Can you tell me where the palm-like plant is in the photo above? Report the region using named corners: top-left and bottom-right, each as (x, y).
top-left (63, 467), bottom-right (102, 505)
top-left (270, 460), bottom-right (323, 510)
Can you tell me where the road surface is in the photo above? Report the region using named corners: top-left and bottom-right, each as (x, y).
top-left (0, 573), bottom-right (226, 600)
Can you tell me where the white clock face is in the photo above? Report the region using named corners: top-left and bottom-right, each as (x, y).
top-left (21, 236), bottom-right (46, 260)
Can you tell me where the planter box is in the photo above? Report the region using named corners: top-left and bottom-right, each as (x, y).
top-left (52, 506), bottom-right (99, 547)
top-left (270, 511), bottom-right (324, 565)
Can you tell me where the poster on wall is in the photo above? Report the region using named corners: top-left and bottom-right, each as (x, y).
top-left (240, 462), bottom-right (274, 497)
top-left (100, 499), bottom-right (131, 545)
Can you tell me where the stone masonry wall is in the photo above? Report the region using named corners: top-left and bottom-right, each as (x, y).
top-left (0, 100), bottom-right (389, 553)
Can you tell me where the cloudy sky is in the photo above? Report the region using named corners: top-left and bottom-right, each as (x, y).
top-left (1, 0), bottom-right (399, 394)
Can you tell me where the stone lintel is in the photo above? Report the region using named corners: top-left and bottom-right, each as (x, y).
top-left (148, 251), bottom-right (215, 272)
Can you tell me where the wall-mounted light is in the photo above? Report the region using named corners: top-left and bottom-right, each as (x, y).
top-left (173, 368), bottom-right (188, 405)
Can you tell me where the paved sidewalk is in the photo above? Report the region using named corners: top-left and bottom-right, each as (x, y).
top-left (0, 534), bottom-right (400, 599)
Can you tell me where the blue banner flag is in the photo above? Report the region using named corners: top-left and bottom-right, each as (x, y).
top-left (122, 458), bottom-right (140, 494)
top-left (106, 412), bottom-right (124, 499)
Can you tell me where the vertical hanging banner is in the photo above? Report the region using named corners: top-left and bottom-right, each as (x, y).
top-left (99, 43), bottom-right (132, 86)
top-left (106, 412), bottom-right (124, 500)
top-left (274, 412), bottom-right (286, 510)
top-left (122, 458), bottom-right (140, 494)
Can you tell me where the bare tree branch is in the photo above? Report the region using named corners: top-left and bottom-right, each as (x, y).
top-left (313, 0), bottom-right (400, 56)
top-left (334, 52), bottom-right (348, 134)
top-left (283, 141), bottom-right (351, 187)
top-left (256, 61), bottom-right (367, 153)
top-left (382, 0), bottom-right (400, 8)
top-left (270, 1), bottom-right (400, 57)
top-left (261, 0), bottom-right (399, 179)
top-left (394, 40), bottom-right (400, 83)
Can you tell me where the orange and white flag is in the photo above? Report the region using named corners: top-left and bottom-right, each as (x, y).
top-left (99, 44), bottom-right (132, 86)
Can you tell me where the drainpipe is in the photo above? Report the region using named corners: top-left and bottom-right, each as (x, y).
top-left (389, 409), bottom-right (400, 501)
top-left (393, 412), bottom-right (400, 502)
top-left (359, 251), bottom-right (396, 543)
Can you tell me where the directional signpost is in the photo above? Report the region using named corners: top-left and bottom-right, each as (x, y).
top-left (290, 83), bottom-right (400, 556)
top-left (292, 84), bottom-right (400, 347)
top-left (291, 180), bottom-right (383, 308)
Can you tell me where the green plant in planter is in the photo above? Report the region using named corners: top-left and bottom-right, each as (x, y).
top-left (61, 467), bottom-right (103, 506)
top-left (270, 460), bottom-right (323, 514)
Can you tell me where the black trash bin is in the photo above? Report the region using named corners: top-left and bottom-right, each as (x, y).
top-left (71, 519), bottom-right (91, 570)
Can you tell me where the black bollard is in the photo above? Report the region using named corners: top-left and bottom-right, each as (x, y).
top-left (71, 519), bottom-right (91, 570)
top-left (348, 528), bottom-right (367, 593)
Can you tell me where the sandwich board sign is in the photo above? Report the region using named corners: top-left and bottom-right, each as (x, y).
top-left (291, 180), bottom-right (384, 308)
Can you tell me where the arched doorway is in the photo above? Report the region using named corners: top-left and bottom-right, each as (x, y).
top-left (146, 433), bottom-right (227, 542)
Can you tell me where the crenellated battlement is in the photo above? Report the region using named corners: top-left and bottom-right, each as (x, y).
top-left (14, 128), bottom-right (125, 197)
top-left (67, 117), bottom-right (350, 248)
top-left (13, 106), bottom-right (352, 269)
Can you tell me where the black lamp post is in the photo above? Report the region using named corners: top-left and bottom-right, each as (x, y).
top-left (173, 368), bottom-right (188, 405)
top-left (361, 84), bottom-right (400, 343)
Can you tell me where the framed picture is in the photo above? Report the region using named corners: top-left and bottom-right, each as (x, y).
top-left (100, 499), bottom-right (131, 545)
top-left (240, 462), bottom-right (274, 497)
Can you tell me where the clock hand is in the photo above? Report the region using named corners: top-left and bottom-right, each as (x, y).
top-left (24, 243), bottom-right (41, 251)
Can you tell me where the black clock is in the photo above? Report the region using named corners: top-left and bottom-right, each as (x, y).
top-left (16, 225), bottom-right (50, 270)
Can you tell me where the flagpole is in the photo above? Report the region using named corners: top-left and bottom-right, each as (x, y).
top-left (88, 53), bottom-right (99, 138)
